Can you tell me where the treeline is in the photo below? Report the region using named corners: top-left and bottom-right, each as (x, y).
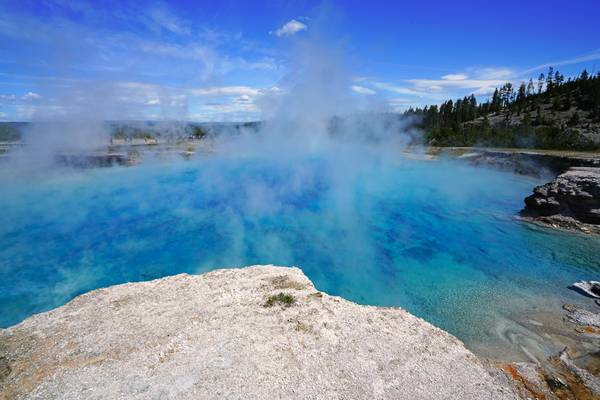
top-left (110, 122), bottom-right (208, 140)
top-left (0, 122), bottom-right (27, 142)
top-left (0, 121), bottom-right (263, 144)
top-left (404, 68), bottom-right (600, 150)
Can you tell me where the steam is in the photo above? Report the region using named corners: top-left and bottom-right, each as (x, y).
top-left (1, 0), bottom-right (424, 174)
top-left (0, 5), bottom-right (426, 324)
top-left (214, 31), bottom-right (420, 162)
top-left (4, 7), bottom-right (598, 366)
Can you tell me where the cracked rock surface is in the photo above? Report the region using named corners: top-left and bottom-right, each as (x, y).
top-left (0, 265), bottom-right (519, 400)
top-left (522, 167), bottom-right (600, 233)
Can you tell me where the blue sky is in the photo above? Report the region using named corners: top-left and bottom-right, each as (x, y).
top-left (0, 0), bottom-right (599, 121)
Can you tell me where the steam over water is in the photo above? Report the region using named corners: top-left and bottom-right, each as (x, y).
top-left (1, 148), bottom-right (599, 361)
top-left (1, 23), bottom-right (599, 363)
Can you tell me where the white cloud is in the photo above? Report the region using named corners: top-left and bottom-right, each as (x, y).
top-left (189, 86), bottom-right (260, 97)
top-left (15, 104), bottom-right (67, 119)
top-left (21, 91), bottom-right (41, 101)
top-left (117, 81), bottom-right (158, 90)
top-left (144, 4), bottom-right (190, 35)
top-left (0, 111), bottom-right (7, 119)
top-left (192, 98), bottom-right (260, 122)
top-left (146, 98), bottom-right (161, 105)
top-left (351, 85), bottom-right (376, 95)
top-left (407, 77), bottom-right (507, 91)
top-left (273, 19), bottom-right (307, 37)
top-left (235, 94), bottom-right (252, 103)
top-left (472, 86), bottom-right (499, 96)
top-left (139, 42), bottom-right (217, 62)
top-left (188, 85), bottom-right (288, 121)
top-left (470, 67), bottom-right (515, 80)
top-left (0, 92), bottom-right (42, 105)
top-left (371, 82), bottom-right (430, 97)
top-left (230, 57), bottom-right (278, 71)
top-left (522, 50), bottom-right (600, 74)
top-left (441, 74), bottom-right (468, 81)
top-left (345, 69), bottom-right (518, 107)
top-left (387, 98), bottom-right (414, 111)
top-left (0, 3), bottom-right (284, 121)
top-left (0, 94), bottom-right (17, 103)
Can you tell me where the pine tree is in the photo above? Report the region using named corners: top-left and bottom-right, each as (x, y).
top-left (517, 83), bottom-right (527, 102)
top-left (491, 89), bottom-right (501, 112)
top-left (527, 79), bottom-right (535, 96)
top-left (546, 67), bottom-right (554, 84)
top-left (546, 67), bottom-right (554, 92)
top-left (403, 66), bottom-right (600, 150)
top-left (554, 70), bottom-right (563, 86)
top-left (515, 83), bottom-right (527, 114)
top-left (500, 83), bottom-right (513, 108)
top-left (454, 99), bottom-right (463, 124)
top-left (580, 70), bottom-right (589, 80)
top-left (468, 94), bottom-right (477, 120)
top-left (537, 73), bottom-right (545, 94)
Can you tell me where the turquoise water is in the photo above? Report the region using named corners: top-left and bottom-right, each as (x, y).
top-left (1, 151), bottom-right (599, 359)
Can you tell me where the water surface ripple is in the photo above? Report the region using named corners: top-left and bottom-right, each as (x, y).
top-left (1, 154), bottom-right (599, 360)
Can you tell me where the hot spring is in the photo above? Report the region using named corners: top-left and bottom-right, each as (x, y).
top-left (1, 146), bottom-right (599, 361)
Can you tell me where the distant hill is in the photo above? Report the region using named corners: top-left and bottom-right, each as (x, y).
top-left (0, 122), bottom-right (28, 142)
top-left (3, 69), bottom-right (599, 152)
top-left (404, 68), bottom-right (600, 150)
top-left (0, 120), bottom-right (264, 143)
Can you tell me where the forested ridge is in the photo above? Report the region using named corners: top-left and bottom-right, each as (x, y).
top-left (404, 68), bottom-right (600, 150)
top-left (2, 68), bottom-right (600, 151)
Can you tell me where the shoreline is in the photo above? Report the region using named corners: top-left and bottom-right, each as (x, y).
top-left (2, 147), bottom-right (599, 397)
top-left (2, 266), bottom-right (599, 399)
top-left (519, 214), bottom-right (600, 236)
top-left (0, 265), bottom-right (520, 399)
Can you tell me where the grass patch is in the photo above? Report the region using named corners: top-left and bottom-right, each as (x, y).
top-left (264, 292), bottom-right (296, 308)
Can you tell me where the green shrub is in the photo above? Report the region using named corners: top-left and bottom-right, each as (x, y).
top-left (264, 292), bottom-right (296, 307)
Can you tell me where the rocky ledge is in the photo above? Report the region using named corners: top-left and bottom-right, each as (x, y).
top-left (522, 167), bottom-right (600, 234)
top-left (432, 147), bottom-right (600, 178)
top-left (0, 265), bottom-right (520, 400)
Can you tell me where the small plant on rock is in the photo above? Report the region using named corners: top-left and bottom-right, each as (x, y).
top-left (264, 292), bottom-right (296, 307)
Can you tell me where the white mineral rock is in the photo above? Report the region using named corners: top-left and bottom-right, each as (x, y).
top-left (0, 265), bottom-right (519, 399)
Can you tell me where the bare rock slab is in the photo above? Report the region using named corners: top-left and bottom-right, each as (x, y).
top-left (522, 167), bottom-right (600, 233)
top-left (0, 265), bottom-right (519, 399)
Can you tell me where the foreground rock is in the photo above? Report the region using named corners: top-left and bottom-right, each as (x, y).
top-left (459, 151), bottom-right (555, 177)
top-left (494, 350), bottom-right (600, 400)
top-left (0, 265), bottom-right (519, 400)
top-left (557, 350), bottom-right (600, 398)
top-left (563, 304), bottom-right (600, 334)
top-left (522, 167), bottom-right (600, 234)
